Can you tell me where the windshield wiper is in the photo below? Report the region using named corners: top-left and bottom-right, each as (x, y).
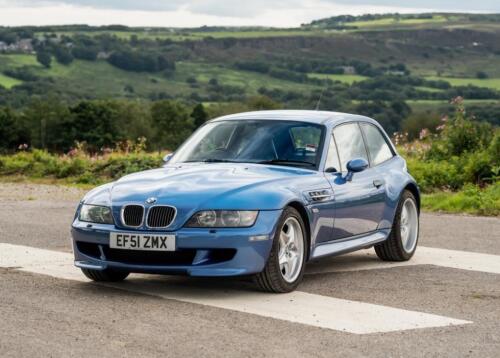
top-left (257, 159), bottom-right (316, 167)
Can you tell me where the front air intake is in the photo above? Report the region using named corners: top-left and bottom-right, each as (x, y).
top-left (147, 206), bottom-right (176, 228)
top-left (122, 205), bottom-right (144, 227)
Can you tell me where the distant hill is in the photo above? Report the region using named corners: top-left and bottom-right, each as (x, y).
top-left (0, 12), bottom-right (499, 127)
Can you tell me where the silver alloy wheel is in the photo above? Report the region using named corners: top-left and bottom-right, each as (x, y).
top-left (400, 198), bottom-right (419, 253)
top-left (278, 217), bottom-right (305, 283)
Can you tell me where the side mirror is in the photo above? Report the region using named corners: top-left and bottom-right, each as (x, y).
top-left (163, 153), bottom-right (174, 164)
top-left (346, 158), bottom-right (369, 181)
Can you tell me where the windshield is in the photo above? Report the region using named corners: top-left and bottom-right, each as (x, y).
top-left (171, 120), bottom-right (325, 169)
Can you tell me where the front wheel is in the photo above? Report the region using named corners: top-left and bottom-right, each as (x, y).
top-left (375, 190), bottom-right (419, 261)
top-left (254, 207), bottom-right (307, 293)
top-left (81, 268), bottom-right (129, 282)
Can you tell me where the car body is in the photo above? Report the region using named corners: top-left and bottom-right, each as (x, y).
top-left (71, 110), bottom-right (420, 292)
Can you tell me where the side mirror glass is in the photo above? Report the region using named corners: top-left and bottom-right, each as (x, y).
top-left (163, 153), bottom-right (174, 164)
top-left (346, 158), bottom-right (369, 181)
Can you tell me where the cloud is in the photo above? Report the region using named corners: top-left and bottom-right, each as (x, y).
top-left (328, 0), bottom-right (500, 12)
top-left (0, 0), bottom-right (498, 27)
top-left (3, 0), bottom-right (499, 16)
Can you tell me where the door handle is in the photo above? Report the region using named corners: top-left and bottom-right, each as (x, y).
top-left (373, 179), bottom-right (385, 188)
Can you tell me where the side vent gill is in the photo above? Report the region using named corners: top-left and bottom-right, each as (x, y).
top-left (306, 189), bottom-right (333, 203)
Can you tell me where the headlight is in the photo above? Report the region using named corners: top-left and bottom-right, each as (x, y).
top-left (79, 204), bottom-right (114, 224)
top-left (186, 210), bottom-right (258, 228)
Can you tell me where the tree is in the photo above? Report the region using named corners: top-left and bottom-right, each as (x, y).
top-left (67, 101), bottom-right (126, 151)
top-left (36, 51), bottom-right (52, 68)
top-left (54, 46), bottom-right (74, 65)
top-left (72, 46), bottom-right (98, 61)
top-left (108, 51), bottom-right (175, 73)
top-left (191, 103), bottom-right (208, 129)
top-left (23, 98), bottom-right (71, 150)
top-left (247, 96), bottom-right (282, 110)
top-left (151, 100), bottom-right (193, 150)
top-left (0, 107), bottom-right (23, 151)
top-left (476, 71), bottom-right (489, 79)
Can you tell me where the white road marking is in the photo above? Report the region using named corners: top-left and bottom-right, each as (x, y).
top-left (307, 246), bottom-right (500, 275)
top-left (0, 243), bottom-right (471, 334)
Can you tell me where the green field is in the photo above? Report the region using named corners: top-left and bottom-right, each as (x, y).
top-left (426, 76), bottom-right (500, 90)
top-left (415, 86), bottom-right (444, 93)
top-left (42, 29), bottom-right (319, 41)
top-left (351, 15), bottom-right (448, 28)
top-left (0, 54), bottom-right (41, 68)
top-left (0, 54), bottom-right (322, 99)
top-left (307, 73), bottom-right (368, 84)
top-left (0, 73), bottom-right (22, 89)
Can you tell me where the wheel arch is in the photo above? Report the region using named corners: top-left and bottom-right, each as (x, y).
top-left (404, 182), bottom-right (421, 213)
top-left (286, 201), bottom-right (312, 260)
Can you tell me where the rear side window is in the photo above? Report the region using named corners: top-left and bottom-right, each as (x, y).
top-left (333, 123), bottom-right (369, 171)
top-left (360, 123), bottom-right (394, 166)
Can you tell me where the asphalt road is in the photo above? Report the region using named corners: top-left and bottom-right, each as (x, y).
top-left (1, 183), bottom-right (499, 357)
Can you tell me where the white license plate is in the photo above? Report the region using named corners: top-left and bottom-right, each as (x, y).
top-left (110, 233), bottom-right (176, 251)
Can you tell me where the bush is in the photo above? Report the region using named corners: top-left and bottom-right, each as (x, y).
top-left (36, 51), bottom-right (52, 68)
top-left (0, 150), bottom-right (164, 184)
top-left (54, 46), bottom-right (74, 65)
top-left (476, 71), bottom-right (489, 79)
top-left (406, 157), bottom-right (464, 192)
top-left (72, 46), bottom-right (98, 61)
top-left (108, 51), bottom-right (175, 73)
top-left (427, 98), bottom-right (494, 159)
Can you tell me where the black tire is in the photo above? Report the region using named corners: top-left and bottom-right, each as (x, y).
top-left (375, 190), bottom-right (419, 261)
top-left (254, 207), bottom-right (307, 293)
top-left (81, 268), bottom-right (129, 282)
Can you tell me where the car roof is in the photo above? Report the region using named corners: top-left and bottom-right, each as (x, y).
top-left (211, 110), bottom-right (377, 126)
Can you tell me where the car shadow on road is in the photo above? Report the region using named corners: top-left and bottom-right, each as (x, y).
top-left (73, 249), bottom-right (406, 298)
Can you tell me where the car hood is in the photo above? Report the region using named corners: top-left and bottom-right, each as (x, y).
top-left (82, 163), bottom-right (327, 229)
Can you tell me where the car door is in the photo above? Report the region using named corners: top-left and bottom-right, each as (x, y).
top-left (325, 122), bottom-right (387, 240)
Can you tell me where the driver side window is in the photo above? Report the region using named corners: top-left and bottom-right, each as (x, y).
top-left (325, 136), bottom-right (341, 172)
top-left (333, 123), bottom-right (369, 171)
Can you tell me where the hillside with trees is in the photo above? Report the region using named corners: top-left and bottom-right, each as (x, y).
top-left (0, 13), bottom-right (498, 214)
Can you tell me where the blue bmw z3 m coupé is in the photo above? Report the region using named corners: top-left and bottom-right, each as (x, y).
top-left (71, 110), bottom-right (420, 293)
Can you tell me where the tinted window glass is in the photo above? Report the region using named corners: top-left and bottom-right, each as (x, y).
top-left (361, 123), bottom-right (393, 166)
top-left (333, 123), bottom-right (368, 171)
top-left (325, 136), bottom-right (341, 172)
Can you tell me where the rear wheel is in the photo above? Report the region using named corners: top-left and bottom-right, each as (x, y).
top-left (81, 268), bottom-right (129, 282)
top-left (254, 207), bottom-right (307, 293)
top-left (375, 190), bottom-right (419, 261)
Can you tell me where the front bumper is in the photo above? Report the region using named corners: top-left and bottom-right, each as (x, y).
top-left (71, 210), bottom-right (281, 277)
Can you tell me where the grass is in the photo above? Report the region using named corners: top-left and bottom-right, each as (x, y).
top-left (422, 183), bottom-right (500, 216)
top-left (350, 15), bottom-right (448, 28)
top-left (414, 86), bottom-right (444, 93)
top-left (1, 150), bottom-right (498, 216)
top-left (307, 73), bottom-right (368, 84)
top-left (40, 29), bottom-right (319, 41)
top-left (0, 54), bottom-right (321, 98)
top-left (0, 54), bottom-right (41, 68)
top-left (425, 76), bottom-right (500, 90)
top-left (0, 73), bottom-right (22, 89)
top-left (178, 62), bottom-right (320, 93)
top-left (0, 150), bottom-right (164, 185)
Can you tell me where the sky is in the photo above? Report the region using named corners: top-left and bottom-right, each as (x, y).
top-left (0, 0), bottom-right (498, 28)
